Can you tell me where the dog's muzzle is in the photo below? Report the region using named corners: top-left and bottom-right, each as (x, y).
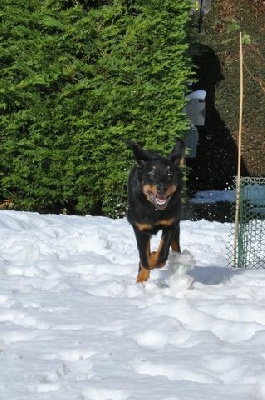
top-left (148, 191), bottom-right (171, 210)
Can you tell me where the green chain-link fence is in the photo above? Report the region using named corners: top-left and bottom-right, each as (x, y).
top-left (228, 177), bottom-right (265, 269)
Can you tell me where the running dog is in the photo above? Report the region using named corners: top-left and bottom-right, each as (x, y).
top-left (126, 139), bottom-right (185, 283)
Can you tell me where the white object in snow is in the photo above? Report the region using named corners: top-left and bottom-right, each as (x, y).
top-left (168, 250), bottom-right (196, 290)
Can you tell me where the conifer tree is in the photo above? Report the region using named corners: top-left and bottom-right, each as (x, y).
top-left (0, 0), bottom-right (192, 215)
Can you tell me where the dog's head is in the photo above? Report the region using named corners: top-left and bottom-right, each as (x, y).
top-left (126, 140), bottom-right (185, 210)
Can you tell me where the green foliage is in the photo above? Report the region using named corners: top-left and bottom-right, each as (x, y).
top-left (0, 0), bottom-right (192, 216)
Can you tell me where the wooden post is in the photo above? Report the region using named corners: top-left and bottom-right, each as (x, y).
top-left (233, 32), bottom-right (244, 268)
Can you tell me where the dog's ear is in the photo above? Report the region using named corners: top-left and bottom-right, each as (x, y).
top-left (169, 139), bottom-right (185, 167)
top-left (125, 140), bottom-right (151, 166)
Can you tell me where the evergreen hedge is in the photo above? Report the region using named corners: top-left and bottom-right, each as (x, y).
top-left (0, 0), bottom-right (192, 216)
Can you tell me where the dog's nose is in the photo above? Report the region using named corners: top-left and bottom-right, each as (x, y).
top-left (157, 183), bottom-right (167, 195)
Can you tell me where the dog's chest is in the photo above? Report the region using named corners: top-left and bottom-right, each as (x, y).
top-left (134, 215), bottom-right (176, 232)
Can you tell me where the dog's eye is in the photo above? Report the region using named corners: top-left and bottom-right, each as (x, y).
top-left (166, 170), bottom-right (173, 178)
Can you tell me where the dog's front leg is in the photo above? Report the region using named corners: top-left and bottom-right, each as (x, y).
top-left (136, 229), bottom-right (173, 282)
top-left (152, 228), bottom-right (176, 269)
top-left (133, 229), bottom-right (154, 283)
top-left (134, 228), bottom-right (173, 270)
top-left (171, 224), bottom-right (181, 253)
top-left (133, 227), bottom-right (176, 283)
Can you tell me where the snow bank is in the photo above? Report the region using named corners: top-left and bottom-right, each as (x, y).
top-left (0, 211), bottom-right (265, 400)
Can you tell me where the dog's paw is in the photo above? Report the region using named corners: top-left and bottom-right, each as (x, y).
top-left (137, 266), bottom-right (150, 283)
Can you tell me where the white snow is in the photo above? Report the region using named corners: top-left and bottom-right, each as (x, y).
top-left (186, 89), bottom-right (206, 101)
top-left (191, 190), bottom-right (236, 204)
top-left (1, 210), bottom-right (265, 400)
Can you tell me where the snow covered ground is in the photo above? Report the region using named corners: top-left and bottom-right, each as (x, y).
top-left (1, 210), bottom-right (265, 400)
top-left (191, 189), bottom-right (235, 203)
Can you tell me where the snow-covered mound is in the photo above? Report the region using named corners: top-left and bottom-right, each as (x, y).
top-left (1, 211), bottom-right (265, 400)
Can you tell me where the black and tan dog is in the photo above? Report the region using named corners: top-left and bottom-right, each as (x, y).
top-left (126, 139), bottom-right (185, 283)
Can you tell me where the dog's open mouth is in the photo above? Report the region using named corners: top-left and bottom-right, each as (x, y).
top-left (148, 191), bottom-right (171, 210)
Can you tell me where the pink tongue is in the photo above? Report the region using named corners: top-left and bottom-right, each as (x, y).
top-left (156, 196), bottom-right (167, 205)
